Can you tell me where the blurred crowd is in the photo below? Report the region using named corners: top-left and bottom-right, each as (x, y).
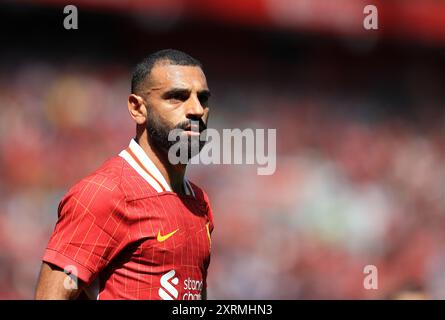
top-left (1, 39), bottom-right (445, 299)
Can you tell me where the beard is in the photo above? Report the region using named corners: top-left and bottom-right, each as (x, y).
top-left (146, 107), bottom-right (207, 161)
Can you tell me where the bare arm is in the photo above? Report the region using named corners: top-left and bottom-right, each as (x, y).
top-left (35, 262), bottom-right (85, 300)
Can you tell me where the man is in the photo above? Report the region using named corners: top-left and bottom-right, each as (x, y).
top-left (35, 49), bottom-right (214, 300)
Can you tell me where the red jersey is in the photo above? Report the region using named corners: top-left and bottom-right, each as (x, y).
top-left (43, 139), bottom-right (214, 300)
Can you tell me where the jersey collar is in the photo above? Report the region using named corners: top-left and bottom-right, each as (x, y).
top-left (119, 139), bottom-right (194, 196)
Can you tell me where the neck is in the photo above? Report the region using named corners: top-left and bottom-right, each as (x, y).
top-left (135, 132), bottom-right (187, 194)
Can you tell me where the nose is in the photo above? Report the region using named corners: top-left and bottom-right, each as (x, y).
top-left (185, 94), bottom-right (205, 120)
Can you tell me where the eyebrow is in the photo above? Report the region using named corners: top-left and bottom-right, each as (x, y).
top-left (161, 88), bottom-right (211, 99)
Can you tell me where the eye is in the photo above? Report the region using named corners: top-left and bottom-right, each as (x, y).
top-left (198, 94), bottom-right (210, 107)
top-left (169, 97), bottom-right (182, 103)
top-left (167, 92), bottom-right (189, 103)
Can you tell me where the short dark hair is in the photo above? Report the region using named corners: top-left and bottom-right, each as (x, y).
top-left (131, 49), bottom-right (203, 94)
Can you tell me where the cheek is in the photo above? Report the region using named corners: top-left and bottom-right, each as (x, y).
top-left (203, 110), bottom-right (210, 122)
top-left (153, 102), bottom-right (181, 124)
top-left (147, 109), bottom-right (171, 132)
top-left (164, 103), bottom-right (189, 122)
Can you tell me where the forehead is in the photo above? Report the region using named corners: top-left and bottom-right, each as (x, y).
top-left (149, 62), bottom-right (208, 91)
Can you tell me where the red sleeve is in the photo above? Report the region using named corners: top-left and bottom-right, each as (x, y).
top-left (188, 181), bottom-right (214, 234)
top-left (43, 173), bottom-right (129, 285)
top-left (199, 189), bottom-right (213, 292)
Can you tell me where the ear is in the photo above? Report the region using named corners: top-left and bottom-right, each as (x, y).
top-left (128, 94), bottom-right (147, 125)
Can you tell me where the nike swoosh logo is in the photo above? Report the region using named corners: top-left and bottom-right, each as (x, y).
top-left (157, 229), bottom-right (179, 242)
